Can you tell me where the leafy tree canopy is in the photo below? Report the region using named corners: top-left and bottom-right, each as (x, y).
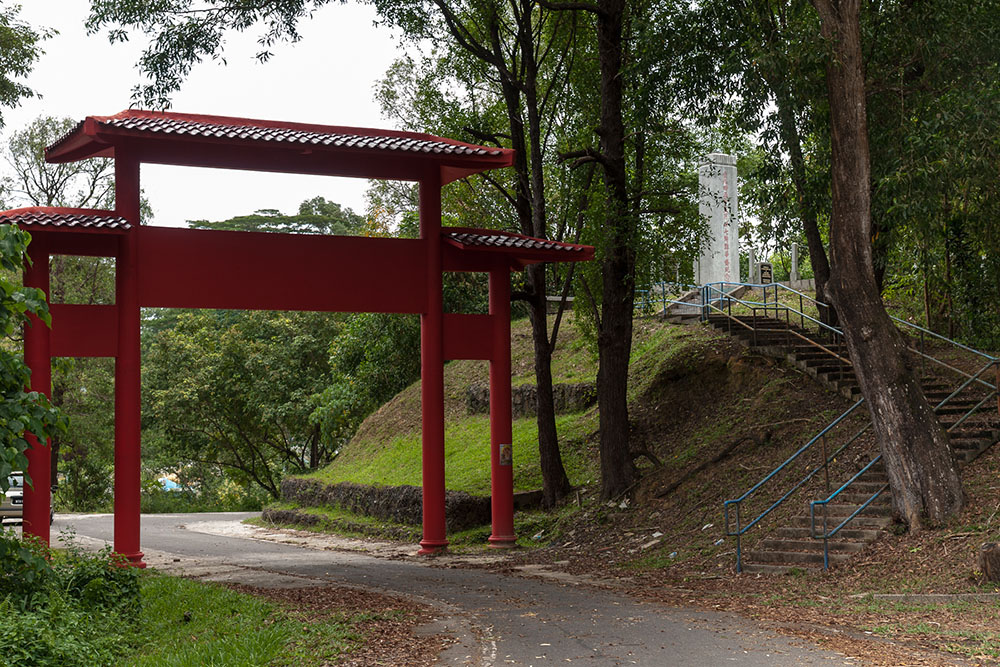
top-left (0, 224), bottom-right (66, 491)
top-left (0, 4), bottom-right (50, 127)
top-left (188, 197), bottom-right (365, 235)
top-left (87, 0), bottom-right (338, 109)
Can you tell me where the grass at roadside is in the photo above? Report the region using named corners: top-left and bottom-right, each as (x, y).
top-left (127, 574), bottom-right (366, 666)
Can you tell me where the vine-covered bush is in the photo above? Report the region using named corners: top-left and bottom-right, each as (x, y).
top-left (0, 530), bottom-right (139, 666)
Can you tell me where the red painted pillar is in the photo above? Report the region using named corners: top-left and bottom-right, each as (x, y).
top-left (418, 170), bottom-right (448, 555)
top-left (488, 264), bottom-right (516, 547)
top-left (22, 238), bottom-right (51, 544)
top-left (114, 155), bottom-right (145, 567)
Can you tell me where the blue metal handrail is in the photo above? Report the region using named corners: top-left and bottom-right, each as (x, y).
top-left (634, 281), bottom-right (700, 316)
top-left (705, 281), bottom-right (998, 395)
top-left (723, 399), bottom-right (867, 572)
top-left (708, 281), bottom-right (999, 573)
top-left (808, 359), bottom-right (999, 570)
top-left (810, 456), bottom-right (889, 569)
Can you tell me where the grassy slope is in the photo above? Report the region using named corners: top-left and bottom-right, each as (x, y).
top-left (281, 307), bottom-right (1000, 661)
top-left (300, 317), bottom-right (744, 495)
top-left (297, 313), bottom-right (859, 524)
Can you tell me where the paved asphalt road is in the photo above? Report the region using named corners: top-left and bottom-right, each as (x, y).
top-left (49, 512), bottom-right (856, 666)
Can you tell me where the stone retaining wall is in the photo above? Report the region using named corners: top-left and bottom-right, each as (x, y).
top-left (466, 382), bottom-right (596, 418)
top-left (275, 477), bottom-right (492, 533)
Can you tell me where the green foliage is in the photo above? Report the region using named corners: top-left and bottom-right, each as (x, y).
top-left (311, 268), bottom-right (488, 447)
top-left (188, 197), bottom-right (365, 235)
top-left (0, 531), bottom-right (139, 667)
top-left (310, 412), bottom-right (596, 496)
top-left (0, 531), bottom-right (53, 609)
top-left (130, 574), bottom-right (366, 667)
top-left (0, 5), bottom-right (50, 128)
top-left (86, 0), bottom-right (335, 109)
top-left (143, 309), bottom-right (341, 499)
top-left (3, 116), bottom-right (115, 208)
top-left (0, 225), bottom-right (65, 492)
top-left (139, 473), bottom-right (269, 513)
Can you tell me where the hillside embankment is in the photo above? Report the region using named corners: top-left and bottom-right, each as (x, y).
top-left (259, 313), bottom-right (1000, 664)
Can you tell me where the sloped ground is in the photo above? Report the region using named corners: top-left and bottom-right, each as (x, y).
top-left (279, 314), bottom-right (1000, 663)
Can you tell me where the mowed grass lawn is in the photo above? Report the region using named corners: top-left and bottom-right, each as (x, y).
top-left (125, 574), bottom-right (401, 667)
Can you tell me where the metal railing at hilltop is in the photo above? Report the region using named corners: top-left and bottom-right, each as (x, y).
top-left (634, 281), bottom-right (700, 316)
top-left (710, 281), bottom-right (999, 572)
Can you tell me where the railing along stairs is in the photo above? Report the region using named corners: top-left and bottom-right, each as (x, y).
top-left (705, 282), bottom-right (1000, 573)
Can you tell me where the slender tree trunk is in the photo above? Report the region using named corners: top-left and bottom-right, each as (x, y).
top-left (492, 33), bottom-right (571, 507)
top-left (772, 83), bottom-right (835, 324)
top-left (527, 267), bottom-right (572, 506)
top-left (811, 0), bottom-right (963, 530)
top-left (595, 0), bottom-right (637, 500)
top-left (944, 219), bottom-right (955, 339)
top-left (520, 4), bottom-right (572, 506)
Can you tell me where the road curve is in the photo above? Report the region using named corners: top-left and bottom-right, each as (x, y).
top-left (53, 512), bottom-right (853, 666)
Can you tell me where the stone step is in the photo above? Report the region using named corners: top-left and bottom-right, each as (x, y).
top-left (760, 538), bottom-right (867, 553)
top-left (790, 514), bottom-right (891, 529)
top-left (813, 502), bottom-right (891, 517)
top-left (790, 344), bottom-right (849, 354)
top-left (740, 562), bottom-right (812, 575)
top-left (944, 427), bottom-right (996, 439)
top-left (838, 482), bottom-right (888, 494)
top-left (800, 356), bottom-right (847, 367)
top-left (835, 491), bottom-right (890, 505)
top-left (777, 526), bottom-right (883, 541)
top-left (951, 437), bottom-right (992, 449)
top-left (747, 549), bottom-right (852, 565)
top-left (935, 404), bottom-right (985, 415)
top-left (810, 364), bottom-right (855, 375)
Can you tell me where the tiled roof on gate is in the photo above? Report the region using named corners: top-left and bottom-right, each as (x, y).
top-left (446, 229), bottom-right (587, 254)
top-left (44, 112), bottom-right (513, 187)
top-left (0, 207), bottom-right (131, 231)
top-left (49, 113), bottom-right (504, 159)
top-left (99, 115), bottom-right (501, 157)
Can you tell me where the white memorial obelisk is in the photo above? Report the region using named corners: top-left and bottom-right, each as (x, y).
top-left (693, 153), bottom-right (740, 286)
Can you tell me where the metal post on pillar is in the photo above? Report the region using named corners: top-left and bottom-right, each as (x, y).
top-left (488, 263), bottom-right (515, 547)
top-left (22, 238), bottom-right (51, 544)
top-left (418, 170), bottom-right (448, 555)
top-left (114, 154), bottom-right (145, 567)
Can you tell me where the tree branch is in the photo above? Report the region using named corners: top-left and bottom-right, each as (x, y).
top-left (537, 0), bottom-right (603, 15)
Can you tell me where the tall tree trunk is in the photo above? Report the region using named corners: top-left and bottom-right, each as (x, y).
top-left (520, 3), bottom-right (572, 506)
top-left (492, 27), bottom-right (571, 507)
top-left (811, 0), bottom-right (963, 530)
top-left (527, 266), bottom-right (572, 507)
top-left (596, 0), bottom-right (637, 500)
top-left (771, 82), bottom-right (835, 324)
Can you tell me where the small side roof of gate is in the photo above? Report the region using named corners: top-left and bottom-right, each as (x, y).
top-left (0, 207), bottom-right (131, 233)
top-left (444, 227), bottom-right (594, 268)
top-left (45, 110), bottom-right (515, 184)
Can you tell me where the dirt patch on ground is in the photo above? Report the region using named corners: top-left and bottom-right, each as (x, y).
top-left (481, 442), bottom-right (1000, 665)
top-left (226, 583), bottom-right (450, 666)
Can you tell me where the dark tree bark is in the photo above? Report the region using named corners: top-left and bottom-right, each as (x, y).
top-left (772, 84), bottom-right (835, 324)
top-left (753, 2), bottom-right (836, 325)
top-left (433, 0), bottom-right (573, 507)
top-left (811, 0), bottom-right (963, 530)
top-left (545, 0), bottom-right (639, 500)
top-left (594, 0), bottom-right (638, 500)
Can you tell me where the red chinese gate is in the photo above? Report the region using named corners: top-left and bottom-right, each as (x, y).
top-left (1, 110), bottom-right (592, 565)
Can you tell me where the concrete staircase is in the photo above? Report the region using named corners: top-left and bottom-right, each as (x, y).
top-left (700, 312), bottom-right (1000, 573)
top-left (662, 286), bottom-right (750, 325)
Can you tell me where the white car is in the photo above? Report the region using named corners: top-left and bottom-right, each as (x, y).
top-left (0, 472), bottom-right (54, 526)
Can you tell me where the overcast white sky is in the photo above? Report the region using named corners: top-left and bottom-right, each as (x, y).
top-left (2, 1), bottom-right (403, 226)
